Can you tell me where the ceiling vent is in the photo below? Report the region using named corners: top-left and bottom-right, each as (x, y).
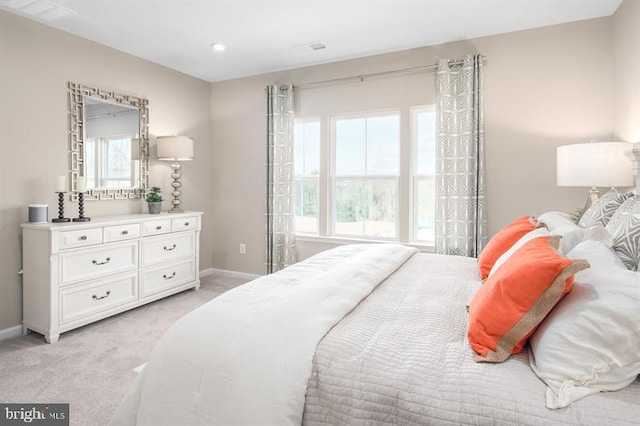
top-left (2, 0), bottom-right (75, 21)
top-left (291, 41), bottom-right (327, 53)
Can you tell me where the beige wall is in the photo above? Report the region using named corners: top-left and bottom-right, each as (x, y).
top-left (211, 17), bottom-right (614, 274)
top-left (0, 11), bottom-right (213, 331)
top-left (2, 4), bottom-right (635, 330)
top-left (613, 0), bottom-right (640, 142)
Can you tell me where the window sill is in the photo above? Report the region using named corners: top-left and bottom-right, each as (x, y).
top-left (294, 233), bottom-right (435, 253)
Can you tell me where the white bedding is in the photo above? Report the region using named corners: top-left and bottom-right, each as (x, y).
top-left (110, 244), bottom-right (417, 425)
top-left (303, 252), bottom-right (640, 425)
top-left (111, 244), bottom-right (640, 426)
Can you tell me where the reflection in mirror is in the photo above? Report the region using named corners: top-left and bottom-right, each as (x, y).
top-left (84, 97), bottom-right (140, 189)
top-left (68, 82), bottom-right (149, 200)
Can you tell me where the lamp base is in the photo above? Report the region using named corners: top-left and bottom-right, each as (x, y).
top-left (169, 162), bottom-right (185, 213)
top-left (575, 186), bottom-right (601, 223)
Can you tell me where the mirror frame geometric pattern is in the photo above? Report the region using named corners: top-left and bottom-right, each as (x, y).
top-left (68, 81), bottom-right (149, 200)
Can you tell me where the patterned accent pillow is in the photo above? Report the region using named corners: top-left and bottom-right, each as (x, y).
top-left (605, 195), bottom-right (640, 271)
top-left (579, 188), bottom-right (631, 228)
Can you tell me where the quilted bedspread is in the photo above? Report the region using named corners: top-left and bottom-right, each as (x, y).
top-left (303, 252), bottom-right (640, 426)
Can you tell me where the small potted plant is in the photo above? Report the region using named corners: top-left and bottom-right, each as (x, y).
top-left (146, 186), bottom-right (163, 214)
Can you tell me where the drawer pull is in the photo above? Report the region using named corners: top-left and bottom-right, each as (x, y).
top-left (122, 230), bottom-right (129, 235)
top-left (92, 257), bottom-right (111, 266)
top-left (163, 244), bottom-right (177, 251)
top-left (92, 290), bottom-right (111, 301)
top-left (184, 221), bottom-right (190, 226)
top-left (156, 225), bottom-right (162, 230)
top-left (163, 272), bottom-right (176, 280)
top-left (79, 235), bottom-right (88, 241)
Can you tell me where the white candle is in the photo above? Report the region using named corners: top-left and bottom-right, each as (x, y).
top-left (55, 175), bottom-right (66, 193)
top-left (76, 176), bottom-right (87, 193)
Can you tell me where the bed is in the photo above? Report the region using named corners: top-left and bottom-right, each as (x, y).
top-left (111, 145), bottom-right (640, 426)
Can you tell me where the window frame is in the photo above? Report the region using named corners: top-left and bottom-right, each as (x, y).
top-left (293, 117), bottom-right (321, 235)
top-left (85, 134), bottom-right (137, 189)
top-left (293, 105), bottom-right (436, 251)
top-left (329, 110), bottom-right (401, 240)
top-left (410, 104), bottom-right (437, 244)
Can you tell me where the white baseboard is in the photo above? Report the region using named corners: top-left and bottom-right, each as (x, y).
top-left (0, 325), bottom-right (23, 342)
top-left (200, 268), bottom-right (261, 281)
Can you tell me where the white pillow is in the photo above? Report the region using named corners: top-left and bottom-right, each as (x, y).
top-left (488, 227), bottom-right (549, 277)
top-left (583, 224), bottom-right (614, 248)
top-left (565, 239), bottom-right (624, 269)
top-left (528, 240), bottom-right (640, 409)
top-left (537, 211), bottom-right (574, 230)
top-left (538, 211), bottom-right (585, 254)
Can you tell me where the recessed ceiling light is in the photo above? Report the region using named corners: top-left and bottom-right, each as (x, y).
top-left (210, 43), bottom-right (226, 52)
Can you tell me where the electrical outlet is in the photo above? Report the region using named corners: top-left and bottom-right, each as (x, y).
top-left (239, 243), bottom-right (246, 255)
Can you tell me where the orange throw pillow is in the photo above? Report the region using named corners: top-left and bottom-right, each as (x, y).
top-left (468, 236), bottom-right (589, 363)
top-left (477, 216), bottom-right (539, 279)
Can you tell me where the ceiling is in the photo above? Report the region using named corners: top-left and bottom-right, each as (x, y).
top-left (1, 0), bottom-right (622, 83)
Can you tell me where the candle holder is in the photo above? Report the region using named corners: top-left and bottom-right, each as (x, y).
top-left (52, 192), bottom-right (71, 223)
top-left (72, 192), bottom-right (91, 222)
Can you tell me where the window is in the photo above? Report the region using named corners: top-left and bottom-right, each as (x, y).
top-left (293, 119), bottom-right (320, 233)
top-left (85, 136), bottom-right (138, 189)
top-left (333, 113), bottom-right (399, 238)
top-left (413, 106), bottom-right (436, 243)
top-left (293, 106), bottom-right (436, 246)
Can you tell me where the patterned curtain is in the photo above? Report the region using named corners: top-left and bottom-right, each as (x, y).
top-left (265, 85), bottom-right (297, 274)
top-left (434, 54), bottom-right (488, 257)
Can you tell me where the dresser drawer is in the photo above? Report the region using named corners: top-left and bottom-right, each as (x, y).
top-left (60, 241), bottom-right (138, 285)
top-left (104, 223), bottom-right (141, 243)
top-left (172, 216), bottom-right (198, 232)
top-left (59, 228), bottom-right (103, 250)
top-left (141, 259), bottom-right (196, 297)
top-left (59, 272), bottom-right (138, 324)
top-left (142, 219), bottom-right (172, 236)
top-left (142, 233), bottom-right (195, 266)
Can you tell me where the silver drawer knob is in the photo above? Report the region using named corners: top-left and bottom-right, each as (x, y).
top-left (92, 290), bottom-right (111, 301)
top-left (92, 257), bottom-right (111, 266)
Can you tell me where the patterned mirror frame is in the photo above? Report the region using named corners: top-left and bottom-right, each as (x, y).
top-left (68, 81), bottom-right (149, 200)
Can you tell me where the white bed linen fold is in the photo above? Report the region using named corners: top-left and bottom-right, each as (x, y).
top-left (110, 243), bottom-right (417, 426)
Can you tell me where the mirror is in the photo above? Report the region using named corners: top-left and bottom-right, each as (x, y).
top-left (68, 82), bottom-right (149, 200)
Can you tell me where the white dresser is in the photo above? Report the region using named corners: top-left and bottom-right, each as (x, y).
top-left (21, 211), bottom-right (202, 343)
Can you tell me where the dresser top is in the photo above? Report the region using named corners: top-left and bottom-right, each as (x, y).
top-left (21, 211), bottom-right (203, 231)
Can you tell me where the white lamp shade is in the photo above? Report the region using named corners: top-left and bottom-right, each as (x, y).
top-left (157, 136), bottom-right (194, 161)
top-left (557, 142), bottom-right (634, 188)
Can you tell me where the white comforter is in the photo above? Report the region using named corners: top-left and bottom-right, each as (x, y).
top-left (110, 244), bottom-right (417, 425)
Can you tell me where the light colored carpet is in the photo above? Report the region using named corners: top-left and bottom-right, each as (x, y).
top-left (0, 274), bottom-right (248, 426)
